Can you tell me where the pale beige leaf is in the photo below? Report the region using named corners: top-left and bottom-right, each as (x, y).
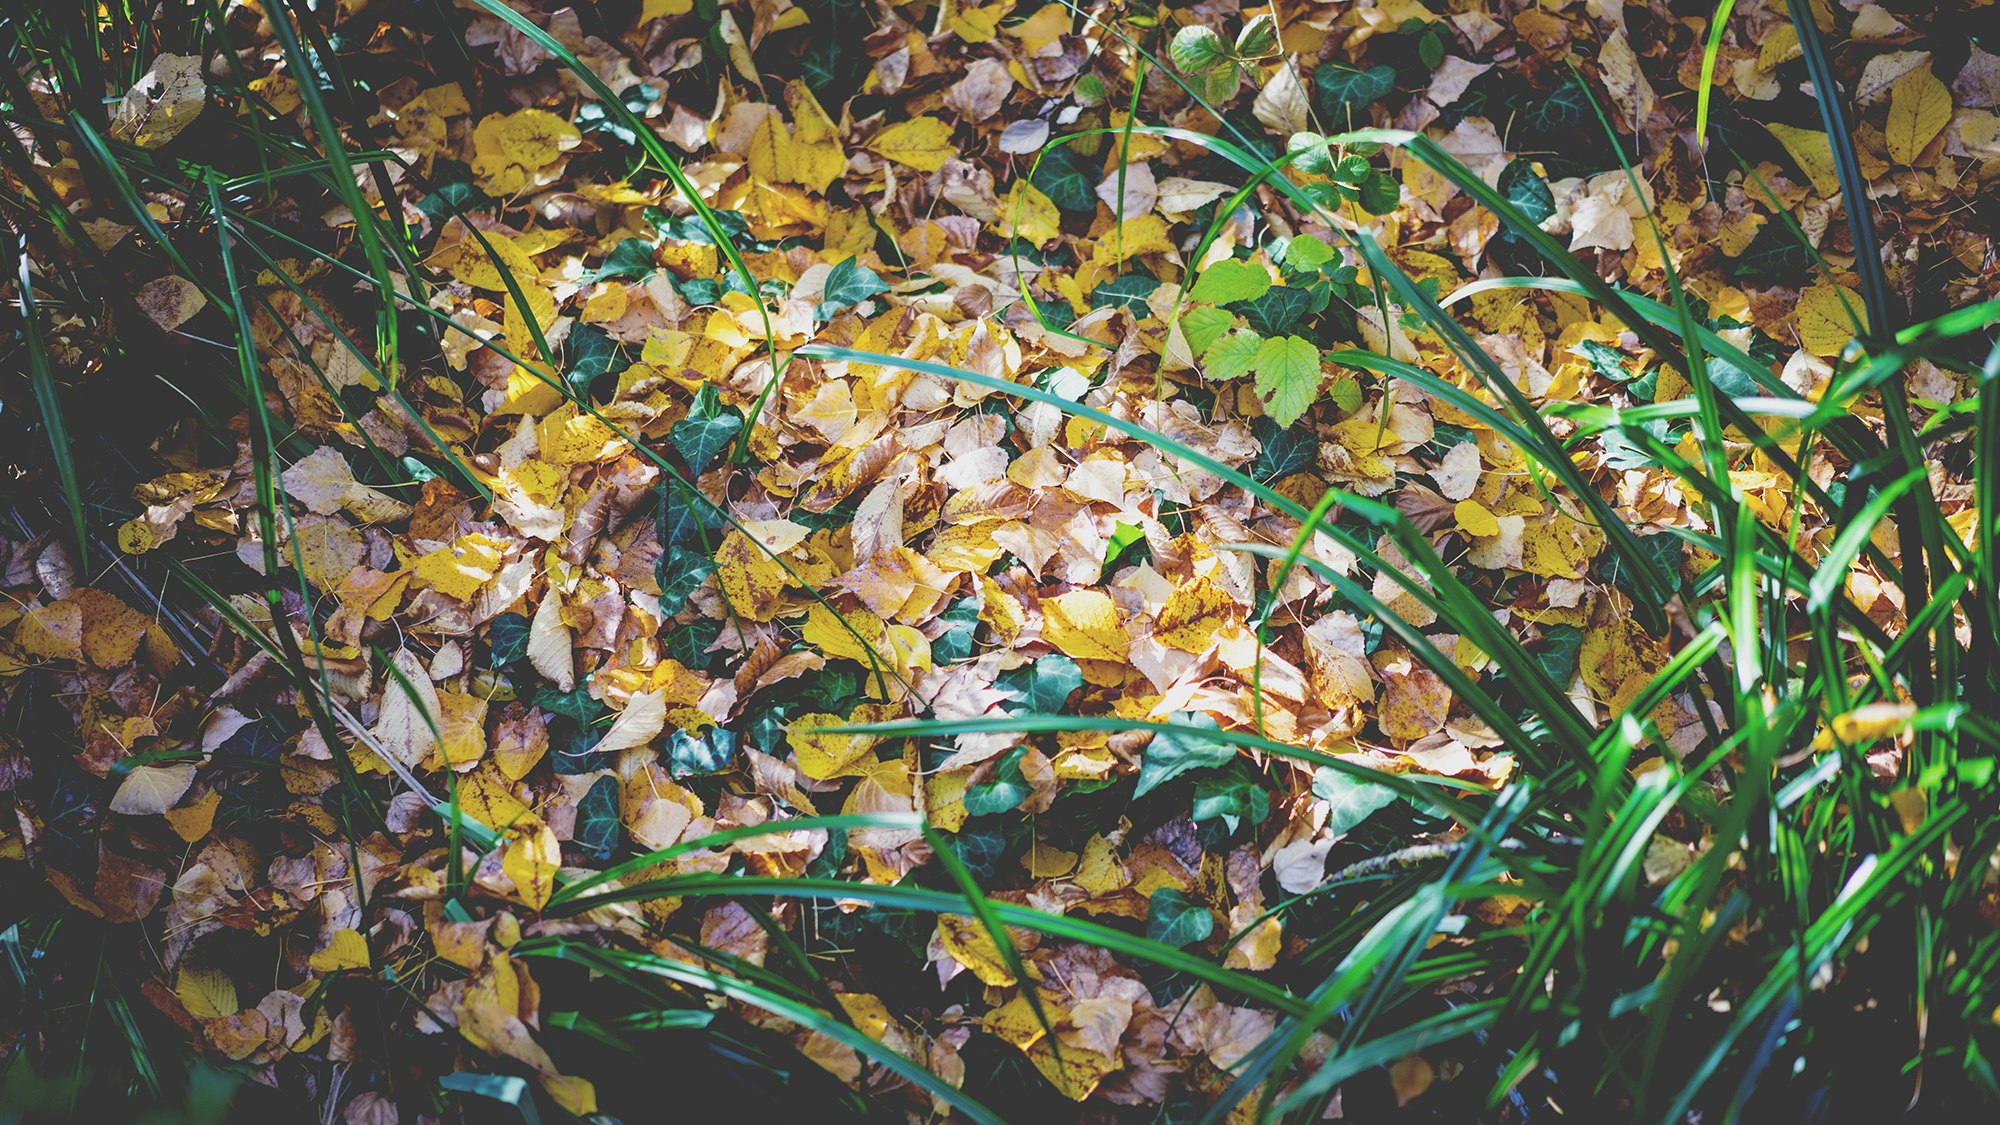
top-left (136, 276), bottom-right (206, 332)
top-left (373, 648), bottom-right (442, 767)
top-left (110, 761), bottom-right (197, 815)
top-left (1251, 61), bottom-right (1310, 137)
top-left (112, 53), bottom-right (206, 148)
top-left (589, 689), bottom-right (666, 755)
top-left (528, 590), bottom-right (573, 692)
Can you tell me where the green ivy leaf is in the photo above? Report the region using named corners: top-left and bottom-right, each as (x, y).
top-left (1523, 78), bottom-right (1591, 137)
top-left (1313, 767), bottom-right (1398, 836)
top-left (1188, 258), bottom-right (1272, 305)
top-left (817, 255), bottom-right (890, 318)
top-left (1602, 532), bottom-right (1685, 598)
top-left (669, 385), bottom-right (744, 474)
top-left (655, 544), bottom-right (715, 616)
top-left (584, 236), bottom-right (656, 283)
top-left (930, 596), bottom-right (982, 664)
top-left (653, 208), bottom-right (750, 246)
top-left (1032, 146), bottom-right (1098, 213)
top-left (963, 746), bottom-right (1031, 816)
top-left (1192, 772), bottom-right (1271, 834)
top-left (1092, 273), bottom-right (1161, 313)
top-left (1252, 417), bottom-right (1317, 482)
top-left (487, 612), bottom-right (530, 668)
top-left (1252, 335), bottom-right (1323, 427)
top-left (1498, 159), bottom-right (1556, 225)
top-left (666, 727), bottom-right (738, 778)
top-left (574, 775), bottom-right (621, 861)
top-left (1135, 713), bottom-right (1235, 797)
top-left (1533, 624), bottom-right (1587, 688)
top-left (1237, 285), bottom-right (1313, 337)
top-left (998, 653), bottom-right (1083, 715)
top-left (1313, 63), bottom-right (1396, 124)
top-left (565, 323), bottom-right (620, 398)
top-left (1575, 339), bottom-right (1635, 382)
top-left (415, 178), bottom-right (489, 226)
top-left (1146, 887), bottom-right (1215, 949)
top-left (667, 618), bottom-right (724, 673)
top-left (659, 477), bottom-right (721, 551)
top-left (534, 682), bottom-right (609, 727)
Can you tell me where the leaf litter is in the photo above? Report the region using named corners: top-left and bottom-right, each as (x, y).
top-left (4, 0), bottom-right (1997, 1118)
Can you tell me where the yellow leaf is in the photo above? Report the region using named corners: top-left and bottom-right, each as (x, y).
top-left (716, 529), bottom-right (792, 621)
top-left (641, 0), bottom-right (692, 19)
top-left (502, 819), bottom-right (559, 911)
top-left (1023, 840), bottom-right (1079, 877)
top-left (1074, 835), bottom-right (1128, 895)
top-left (163, 790), bottom-right (220, 842)
top-left (1025, 1039), bottom-right (1119, 1102)
top-left (1795, 281), bottom-right (1869, 357)
top-left (493, 712), bottom-right (550, 781)
top-left (1223, 910), bottom-right (1283, 971)
top-left (175, 965), bottom-right (238, 1019)
top-left (1391, 1054), bottom-right (1437, 1106)
top-left (802, 602), bottom-right (886, 663)
top-left (537, 401), bottom-right (624, 465)
top-left (75, 587), bottom-right (151, 668)
top-left (1455, 498), bottom-right (1501, 537)
top-left (1042, 589), bottom-right (1130, 661)
top-left (948, 2), bottom-right (1009, 43)
top-left (747, 111), bottom-right (794, 184)
top-left (836, 993), bottom-right (894, 1041)
top-left (1764, 123), bottom-right (1841, 197)
top-left (457, 768), bottom-right (534, 833)
top-left (437, 691), bottom-right (489, 769)
top-left (787, 711), bottom-right (879, 780)
top-left (1087, 214), bottom-right (1173, 269)
top-left (470, 109), bottom-right (580, 195)
top-left (1153, 577), bottom-right (1238, 653)
top-left (411, 534), bottom-right (503, 601)
top-left (1008, 4), bottom-right (1071, 53)
top-left (867, 116), bottom-right (958, 172)
top-left (136, 275), bottom-right (206, 332)
top-left (293, 515), bottom-right (364, 592)
top-left (1003, 180), bottom-right (1062, 246)
top-left (1886, 67), bottom-right (1951, 166)
top-left (785, 81), bottom-right (848, 193)
top-left (936, 915), bottom-right (1016, 986)
top-left (1580, 612), bottom-right (1669, 718)
top-left (716, 12), bottom-right (760, 84)
top-left (1519, 512), bottom-right (1606, 578)
top-left (1821, 701), bottom-right (1917, 748)
top-left (114, 54), bottom-right (206, 149)
top-left (16, 599), bottom-right (83, 660)
top-left (309, 928), bottom-right (371, 973)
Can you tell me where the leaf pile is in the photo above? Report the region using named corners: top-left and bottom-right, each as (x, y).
top-left (4, 0), bottom-right (1998, 1119)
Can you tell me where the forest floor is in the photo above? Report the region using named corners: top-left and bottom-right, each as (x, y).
top-left (4, 0), bottom-right (1999, 1122)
